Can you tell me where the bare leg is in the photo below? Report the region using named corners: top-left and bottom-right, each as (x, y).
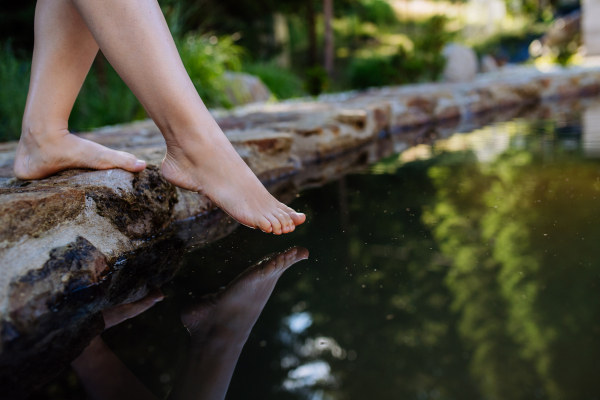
top-left (170, 247), bottom-right (309, 400)
top-left (49, 0), bottom-right (304, 234)
top-left (14, 0), bottom-right (147, 181)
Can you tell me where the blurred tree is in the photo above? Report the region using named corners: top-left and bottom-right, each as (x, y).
top-left (0, 1), bottom-right (35, 52)
top-left (324, 0), bottom-right (334, 77)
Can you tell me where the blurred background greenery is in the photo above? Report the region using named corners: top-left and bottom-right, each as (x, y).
top-left (0, 0), bottom-right (584, 141)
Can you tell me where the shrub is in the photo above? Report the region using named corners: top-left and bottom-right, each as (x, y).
top-left (348, 56), bottom-right (395, 89)
top-left (348, 15), bottom-right (452, 89)
top-left (356, 0), bottom-right (398, 25)
top-left (0, 48), bottom-right (145, 140)
top-left (243, 62), bottom-right (305, 99)
top-left (304, 65), bottom-right (330, 96)
top-left (70, 56), bottom-right (145, 132)
top-left (178, 33), bottom-right (245, 108)
top-left (0, 48), bottom-right (30, 141)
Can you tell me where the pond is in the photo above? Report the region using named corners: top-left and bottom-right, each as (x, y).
top-left (22, 100), bottom-right (600, 399)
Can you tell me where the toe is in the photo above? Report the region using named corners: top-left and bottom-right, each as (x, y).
top-left (276, 211), bottom-right (292, 234)
top-left (289, 211), bottom-right (306, 225)
top-left (275, 253), bottom-right (286, 269)
top-left (266, 214), bottom-right (283, 235)
top-left (263, 258), bottom-right (278, 275)
top-left (256, 216), bottom-right (273, 233)
top-left (276, 211), bottom-right (293, 234)
top-left (105, 149), bottom-right (146, 172)
top-left (294, 247), bottom-right (309, 260)
top-left (279, 204), bottom-right (306, 226)
top-left (284, 247), bottom-right (298, 262)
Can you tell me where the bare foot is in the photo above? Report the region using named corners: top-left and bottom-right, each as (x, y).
top-left (181, 247), bottom-right (309, 342)
top-left (13, 127), bottom-right (147, 180)
top-left (161, 131), bottom-right (306, 235)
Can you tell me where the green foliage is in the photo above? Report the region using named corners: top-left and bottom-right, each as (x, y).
top-left (0, 47), bottom-right (30, 141)
top-left (554, 44), bottom-right (575, 66)
top-left (178, 33), bottom-right (245, 108)
top-left (242, 62), bottom-right (305, 99)
top-left (0, 47), bottom-right (145, 140)
top-left (348, 15), bottom-right (452, 89)
top-left (356, 0), bottom-right (398, 25)
top-left (70, 57), bottom-right (145, 132)
top-left (548, 31), bottom-right (581, 67)
top-left (0, 33), bottom-right (244, 142)
top-left (347, 56), bottom-right (395, 89)
top-left (304, 65), bottom-right (330, 96)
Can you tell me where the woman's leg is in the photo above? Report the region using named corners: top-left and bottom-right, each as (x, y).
top-left (35, 0), bottom-right (304, 234)
top-left (14, 0), bottom-right (147, 182)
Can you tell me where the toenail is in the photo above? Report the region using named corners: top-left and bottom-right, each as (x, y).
top-left (135, 159), bottom-right (146, 167)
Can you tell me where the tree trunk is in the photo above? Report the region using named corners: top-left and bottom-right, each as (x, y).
top-left (307, 0), bottom-right (317, 68)
top-left (323, 0), bottom-right (334, 77)
top-left (273, 13), bottom-right (291, 68)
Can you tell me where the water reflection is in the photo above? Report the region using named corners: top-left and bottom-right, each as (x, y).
top-left (70, 247), bottom-right (308, 400)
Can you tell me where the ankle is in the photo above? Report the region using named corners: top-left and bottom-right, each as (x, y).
top-left (20, 119), bottom-right (69, 144)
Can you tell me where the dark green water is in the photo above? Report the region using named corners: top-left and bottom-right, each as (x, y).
top-left (32, 104), bottom-right (600, 400)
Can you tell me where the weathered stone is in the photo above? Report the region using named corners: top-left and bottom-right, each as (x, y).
top-left (173, 188), bottom-right (216, 221)
top-left (226, 129), bottom-right (298, 180)
top-left (85, 166), bottom-right (178, 238)
top-left (481, 55), bottom-right (499, 73)
top-left (583, 0), bottom-right (600, 55)
top-left (222, 72), bottom-right (272, 105)
top-left (442, 43), bottom-right (478, 83)
top-left (0, 187), bottom-right (85, 243)
top-left (7, 236), bottom-right (108, 332)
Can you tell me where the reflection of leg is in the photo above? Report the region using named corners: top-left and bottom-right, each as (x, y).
top-left (71, 337), bottom-right (158, 400)
top-left (71, 290), bottom-right (163, 400)
top-left (14, 0), bottom-right (147, 181)
top-left (67, 0), bottom-right (305, 235)
top-left (169, 247), bottom-right (309, 400)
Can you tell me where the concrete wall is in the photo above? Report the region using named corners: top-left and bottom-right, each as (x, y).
top-left (583, 0), bottom-right (600, 55)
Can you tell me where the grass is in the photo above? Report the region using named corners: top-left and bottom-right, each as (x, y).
top-left (0, 33), bottom-right (245, 142)
top-left (0, 49), bottom-right (30, 142)
top-left (243, 62), bottom-right (305, 99)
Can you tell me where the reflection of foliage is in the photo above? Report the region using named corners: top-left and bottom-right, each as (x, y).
top-left (425, 132), bottom-right (600, 400)
top-left (424, 151), bottom-right (544, 398)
